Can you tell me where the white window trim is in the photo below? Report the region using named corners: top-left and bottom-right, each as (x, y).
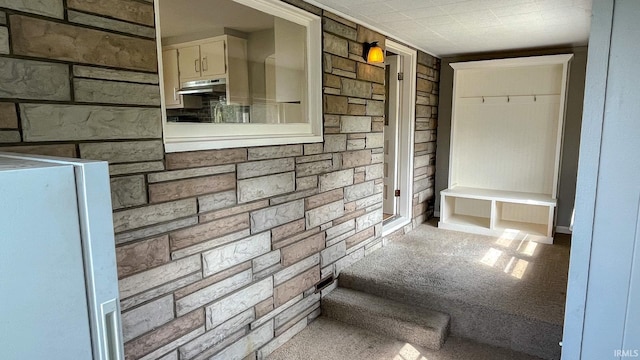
top-left (154, 0), bottom-right (323, 152)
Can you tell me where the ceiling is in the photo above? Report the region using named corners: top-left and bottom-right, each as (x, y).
top-left (159, 0), bottom-right (274, 39)
top-left (306, 0), bottom-right (592, 57)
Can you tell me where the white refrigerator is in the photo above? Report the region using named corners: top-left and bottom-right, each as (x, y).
top-left (0, 153), bottom-right (124, 360)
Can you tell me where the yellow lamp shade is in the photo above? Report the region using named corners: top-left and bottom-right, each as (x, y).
top-left (367, 43), bottom-right (384, 63)
top-left (363, 42), bottom-right (384, 63)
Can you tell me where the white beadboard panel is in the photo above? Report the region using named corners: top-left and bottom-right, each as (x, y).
top-left (452, 96), bottom-right (560, 195)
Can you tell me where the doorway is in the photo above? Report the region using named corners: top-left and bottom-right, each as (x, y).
top-left (383, 52), bottom-right (400, 222)
top-left (382, 40), bottom-right (417, 236)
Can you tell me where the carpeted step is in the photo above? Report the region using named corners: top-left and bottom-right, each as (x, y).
top-left (338, 264), bottom-right (562, 360)
top-left (322, 287), bottom-right (450, 350)
top-left (266, 317), bottom-right (544, 360)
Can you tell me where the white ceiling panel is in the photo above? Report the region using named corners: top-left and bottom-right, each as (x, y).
top-left (306, 0), bottom-right (592, 56)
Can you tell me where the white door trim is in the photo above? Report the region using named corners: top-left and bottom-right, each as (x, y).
top-left (562, 1), bottom-right (613, 358)
top-left (383, 39), bottom-right (417, 237)
top-left (383, 54), bottom-right (400, 217)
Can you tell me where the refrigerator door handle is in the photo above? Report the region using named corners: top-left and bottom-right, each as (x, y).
top-left (101, 299), bottom-right (124, 360)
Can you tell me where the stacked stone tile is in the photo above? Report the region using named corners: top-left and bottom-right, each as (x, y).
top-left (0, 1), bottom-right (439, 359)
top-left (0, 0), bottom-right (159, 155)
top-left (413, 53), bottom-right (440, 227)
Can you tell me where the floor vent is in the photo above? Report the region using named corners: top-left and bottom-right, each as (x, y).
top-left (314, 275), bottom-right (334, 293)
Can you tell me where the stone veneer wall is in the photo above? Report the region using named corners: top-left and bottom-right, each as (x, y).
top-left (0, 1), bottom-right (438, 359)
top-left (412, 53), bottom-right (440, 227)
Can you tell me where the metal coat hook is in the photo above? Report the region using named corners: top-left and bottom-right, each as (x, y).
top-left (482, 96), bottom-right (485, 103)
top-left (507, 95), bottom-right (510, 103)
top-left (534, 95), bottom-right (537, 102)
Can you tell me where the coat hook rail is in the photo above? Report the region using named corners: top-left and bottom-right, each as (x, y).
top-left (472, 94), bottom-right (550, 103)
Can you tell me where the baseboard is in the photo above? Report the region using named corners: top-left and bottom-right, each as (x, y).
top-left (555, 226), bottom-right (572, 234)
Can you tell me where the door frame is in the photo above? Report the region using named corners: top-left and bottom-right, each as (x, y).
top-left (563, 1), bottom-right (627, 358)
top-left (383, 54), bottom-right (400, 218)
top-left (382, 39), bottom-right (417, 236)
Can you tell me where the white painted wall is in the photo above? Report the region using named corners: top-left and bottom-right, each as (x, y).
top-left (247, 28), bottom-right (275, 105)
top-left (274, 17), bottom-right (305, 103)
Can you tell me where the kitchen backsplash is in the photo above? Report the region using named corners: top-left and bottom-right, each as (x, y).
top-left (166, 93), bottom-right (221, 122)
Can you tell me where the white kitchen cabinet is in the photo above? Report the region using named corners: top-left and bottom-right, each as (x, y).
top-left (162, 49), bottom-right (181, 107)
top-left (165, 35), bottom-right (249, 105)
top-left (200, 40), bottom-right (226, 78)
top-left (178, 40), bottom-right (226, 82)
top-left (162, 49), bottom-right (201, 109)
top-left (176, 45), bottom-right (201, 81)
top-left (439, 54), bottom-right (573, 243)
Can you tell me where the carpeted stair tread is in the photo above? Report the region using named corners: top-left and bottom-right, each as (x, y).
top-left (322, 287), bottom-right (450, 350)
top-left (334, 222), bottom-right (569, 360)
top-left (266, 317), bottom-right (544, 360)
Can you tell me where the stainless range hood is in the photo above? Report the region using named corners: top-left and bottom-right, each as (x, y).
top-left (177, 78), bottom-right (226, 95)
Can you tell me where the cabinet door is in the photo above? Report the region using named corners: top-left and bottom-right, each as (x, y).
top-left (200, 40), bottom-right (226, 78)
top-left (162, 49), bottom-right (182, 108)
top-left (178, 45), bottom-right (201, 81)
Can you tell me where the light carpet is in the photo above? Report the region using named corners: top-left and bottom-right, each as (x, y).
top-left (267, 317), bottom-right (543, 360)
top-left (338, 221), bottom-right (570, 359)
